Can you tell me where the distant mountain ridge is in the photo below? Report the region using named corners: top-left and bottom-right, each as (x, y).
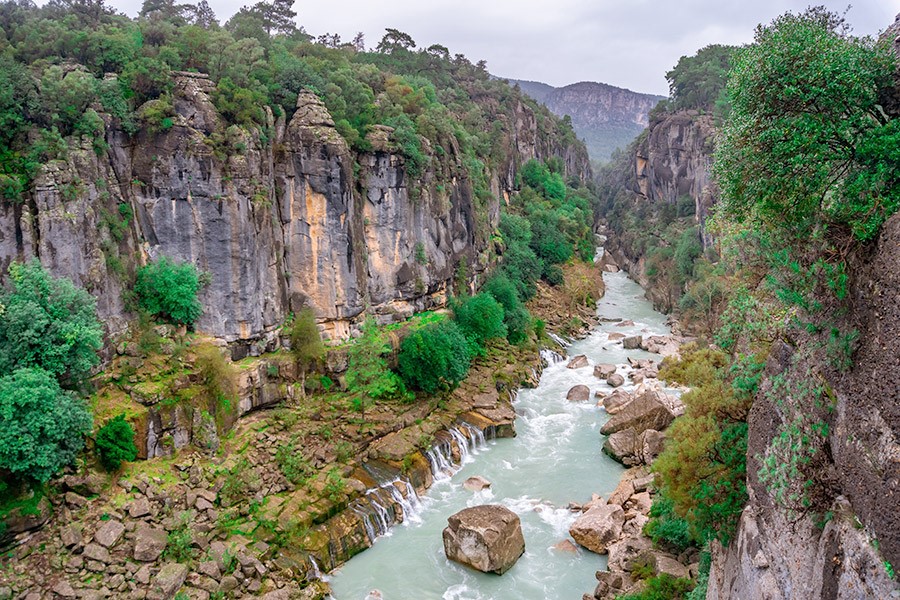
top-left (506, 78), bottom-right (665, 162)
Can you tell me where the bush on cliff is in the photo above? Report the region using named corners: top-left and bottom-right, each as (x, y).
top-left (95, 414), bottom-right (138, 472)
top-left (482, 275), bottom-right (532, 344)
top-left (0, 368), bottom-right (93, 483)
top-left (0, 260), bottom-right (103, 387)
top-left (451, 293), bottom-right (506, 354)
top-left (135, 257), bottom-right (204, 328)
top-left (398, 319), bottom-right (471, 394)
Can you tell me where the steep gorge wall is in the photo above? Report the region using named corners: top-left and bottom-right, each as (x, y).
top-left (0, 72), bottom-right (590, 346)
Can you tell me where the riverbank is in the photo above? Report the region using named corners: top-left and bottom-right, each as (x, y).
top-left (0, 260), bottom-right (605, 600)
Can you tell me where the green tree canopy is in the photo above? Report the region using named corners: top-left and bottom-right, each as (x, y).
top-left (135, 256), bottom-right (204, 327)
top-left (0, 260), bottom-right (103, 386)
top-left (95, 414), bottom-right (138, 472)
top-left (398, 319), bottom-right (470, 394)
top-left (0, 368), bottom-right (93, 483)
top-left (665, 44), bottom-right (737, 111)
top-left (714, 8), bottom-right (899, 242)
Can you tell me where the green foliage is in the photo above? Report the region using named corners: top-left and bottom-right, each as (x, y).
top-left (0, 368), bottom-right (93, 483)
top-left (655, 347), bottom-right (751, 546)
top-left (398, 319), bottom-right (471, 393)
top-left (0, 260), bottom-right (103, 386)
top-left (194, 343), bottom-right (238, 410)
top-left (644, 495), bottom-right (693, 552)
top-left (324, 467), bottom-right (346, 502)
top-left (665, 44), bottom-right (737, 112)
top-left (346, 318), bottom-right (407, 403)
top-left (452, 293), bottom-right (506, 353)
top-left (137, 95), bottom-right (176, 133)
top-left (290, 308), bottom-right (324, 376)
top-left (714, 8), bottom-right (899, 242)
top-left (617, 574), bottom-right (695, 600)
top-left (482, 275), bottom-right (532, 343)
top-left (95, 414), bottom-right (138, 472)
top-left (135, 256), bottom-right (203, 327)
top-left (275, 442), bottom-right (313, 485)
top-left (164, 511), bottom-right (194, 563)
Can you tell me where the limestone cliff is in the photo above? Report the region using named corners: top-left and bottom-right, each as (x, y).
top-left (0, 72), bottom-right (591, 347)
top-left (507, 78), bottom-right (664, 162)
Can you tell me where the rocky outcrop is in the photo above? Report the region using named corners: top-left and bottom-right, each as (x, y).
top-left (599, 389), bottom-right (683, 436)
top-left (442, 505), bottom-right (525, 575)
top-left (507, 79), bottom-right (664, 161)
top-left (569, 504), bottom-right (625, 554)
top-left (0, 72), bottom-right (591, 346)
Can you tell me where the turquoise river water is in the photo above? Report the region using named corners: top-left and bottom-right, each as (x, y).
top-left (328, 270), bottom-right (670, 600)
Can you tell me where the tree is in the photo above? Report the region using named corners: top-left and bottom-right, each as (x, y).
top-left (135, 256), bottom-right (204, 327)
top-left (0, 260), bottom-right (103, 386)
top-left (189, 0), bottom-right (217, 27)
top-left (376, 28), bottom-right (415, 54)
top-left (290, 307), bottom-right (324, 396)
top-left (95, 414), bottom-right (138, 471)
top-left (713, 8), bottom-right (899, 242)
top-left (452, 293), bottom-right (506, 353)
top-left (346, 319), bottom-right (407, 415)
top-left (351, 32), bottom-right (365, 52)
top-left (0, 368), bottom-right (93, 483)
top-left (665, 44), bottom-right (737, 111)
top-left (398, 320), bottom-right (470, 394)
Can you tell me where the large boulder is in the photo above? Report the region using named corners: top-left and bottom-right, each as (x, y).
top-left (599, 390), bottom-right (682, 436)
top-left (134, 525), bottom-right (169, 562)
top-left (594, 364), bottom-right (617, 379)
top-left (442, 505), bottom-right (525, 575)
top-left (602, 390), bottom-right (633, 414)
top-left (567, 355), bottom-right (589, 369)
top-left (568, 504), bottom-right (625, 554)
top-left (607, 373), bottom-right (625, 388)
top-left (622, 336), bottom-right (642, 350)
top-left (602, 429), bottom-right (666, 466)
top-left (607, 535), bottom-right (654, 572)
top-left (567, 385), bottom-right (591, 402)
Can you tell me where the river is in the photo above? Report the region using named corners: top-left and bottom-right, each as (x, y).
top-left (329, 270), bottom-right (670, 600)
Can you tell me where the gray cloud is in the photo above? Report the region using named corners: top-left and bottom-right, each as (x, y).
top-left (99, 0), bottom-right (900, 95)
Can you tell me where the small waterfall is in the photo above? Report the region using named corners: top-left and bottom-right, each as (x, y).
top-left (424, 446), bottom-right (453, 482)
top-left (448, 427), bottom-right (471, 464)
top-left (547, 332), bottom-right (571, 349)
top-left (540, 348), bottom-right (566, 365)
top-left (385, 478), bottom-right (423, 525)
top-left (461, 423), bottom-right (487, 451)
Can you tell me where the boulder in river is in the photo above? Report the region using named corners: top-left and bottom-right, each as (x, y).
top-left (568, 504), bottom-right (625, 555)
top-left (566, 355), bottom-right (589, 369)
top-left (442, 505), bottom-right (525, 574)
top-left (603, 428), bottom-right (666, 466)
top-left (593, 364), bottom-right (617, 379)
top-left (622, 335), bottom-right (643, 350)
top-left (616, 320), bottom-right (635, 327)
top-left (463, 476), bottom-right (492, 492)
top-left (566, 385), bottom-right (591, 402)
top-left (606, 373), bottom-right (625, 388)
top-left (599, 390), bottom-right (681, 436)
top-left (608, 332), bottom-right (626, 341)
top-left (602, 390), bottom-right (633, 414)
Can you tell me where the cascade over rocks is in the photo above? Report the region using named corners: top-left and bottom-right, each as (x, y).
top-left (442, 505), bottom-right (526, 575)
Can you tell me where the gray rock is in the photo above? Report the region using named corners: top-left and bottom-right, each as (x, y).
top-left (626, 492), bottom-right (652, 515)
top-left (607, 373), bottom-right (625, 388)
top-left (133, 526), bottom-right (168, 562)
top-left (594, 364), bottom-right (617, 378)
top-left (603, 390), bottom-right (633, 414)
top-left (60, 524), bottom-right (82, 548)
top-left (603, 429), bottom-right (641, 466)
top-left (622, 335), bottom-right (643, 350)
top-left (463, 476), bottom-right (492, 492)
top-left (82, 543), bottom-right (111, 563)
top-left (153, 563), bottom-right (188, 599)
top-left (567, 355), bottom-right (589, 369)
top-left (94, 520), bottom-right (125, 548)
top-left (442, 505), bottom-right (525, 574)
top-left (600, 390), bottom-right (679, 436)
top-left (566, 385), bottom-right (591, 402)
top-left (128, 497), bottom-right (151, 519)
top-left (607, 535), bottom-right (653, 572)
top-left (568, 504), bottom-right (625, 554)
top-left (51, 581), bottom-right (77, 598)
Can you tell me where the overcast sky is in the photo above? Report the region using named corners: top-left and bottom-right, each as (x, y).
top-left (103, 0), bottom-right (900, 95)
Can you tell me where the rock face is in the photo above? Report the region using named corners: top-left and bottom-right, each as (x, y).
top-left (442, 505), bottom-right (525, 575)
top-left (708, 211), bottom-right (900, 600)
top-left (0, 72), bottom-right (591, 345)
top-left (507, 79), bottom-right (665, 161)
top-left (569, 504), bottom-right (625, 554)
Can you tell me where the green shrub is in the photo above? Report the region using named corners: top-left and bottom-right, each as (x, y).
top-left (95, 414), bottom-right (138, 472)
top-left (0, 260), bottom-right (103, 386)
top-left (194, 343), bottom-right (238, 410)
top-left (618, 574), bottom-right (695, 600)
top-left (398, 319), bottom-right (470, 393)
top-left (482, 275), bottom-right (532, 343)
top-left (0, 368), bottom-right (93, 483)
top-left (290, 308), bottom-right (325, 391)
top-left (135, 256), bottom-right (203, 327)
top-left (346, 318), bottom-right (407, 403)
top-left (452, 293), bottom-right (506, 352)
top-left (275, 443), bottom-right (313, 485)
top-left (644, 495), bottom-right (694, 552)
top-left (543, 263), bottom-right (564, 286)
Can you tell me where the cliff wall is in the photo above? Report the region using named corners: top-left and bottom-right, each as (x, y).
top-left (0, 72), bottom-right (591, 347)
